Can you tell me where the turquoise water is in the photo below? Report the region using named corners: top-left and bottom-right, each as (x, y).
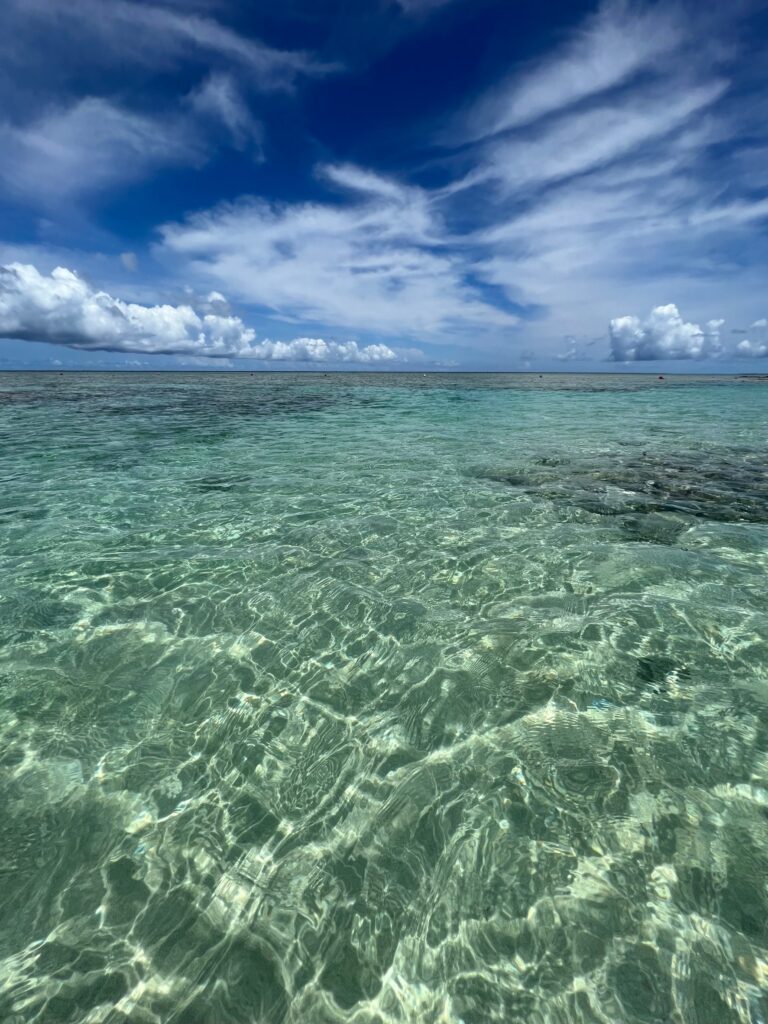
top-left (1, 371), bottom-right (768, 1023)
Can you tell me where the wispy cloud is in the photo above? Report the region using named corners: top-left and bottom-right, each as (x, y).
top-left (2, 0), bottom-right (765, 368)
top-left (458, 1), bottom-right (687, 141)
top-left (471, 79), bottom-right (728, 194)
top-left (0, 98), bottom-right (203, 206)
top-left (154, 1), bottom-right (766, 360)
top-left (4, 0), bottom-right (331, 92)
top-left (188, 73), bottom-right (264, 156)
top-left (0, 262), bottom-right (402, 362)
top-left (0, 0), bottom-right (331, 212)
top-left (428, 1), bottom-right (768, 360)
top-left (160, 165), bottom-right (517, 336)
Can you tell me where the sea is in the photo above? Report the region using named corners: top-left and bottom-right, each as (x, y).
top-left (1, 371), bottom-right (767, 1023)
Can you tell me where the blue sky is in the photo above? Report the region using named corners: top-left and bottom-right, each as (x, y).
top-left (0, 0), bottom-right (767, 371)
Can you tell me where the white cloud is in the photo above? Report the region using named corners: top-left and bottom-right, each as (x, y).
top-left (737, 339), bottom-right (768, 357)
top-left (0, 263), bottom-right (399, 363)
top-left (189, 73), bottom-right (263, 154)
top-left (425, 3), bottom-right (764, 361)
top-left (738, 319), bottom-right (768, 356)
top-left (466, 79), bottom-right (727, 194)
top-left (0, 263), bottom-right (254, 355)
top-left (246, 339), bottom-right (399, 363)
top-left (461, 1), bottom-right (685, 141)
top-left (8, 0), bottom-right (328, 91)
top-left (0, 98), bottom-right (202, 205)
top-left (688, 197), bottom-right (768, 228)
top-left (609, 304), bottom-right (724, 360)
top-left (0, 2), bottom-right (334, 211)
top-left (557, 336), bottom-right (582, 361)
top-left (1, 1), bottom-right (759, 367)
top-left (160, 164), bottom-right (517, 336)
top-left (463, 99), bottom-right (768, 356)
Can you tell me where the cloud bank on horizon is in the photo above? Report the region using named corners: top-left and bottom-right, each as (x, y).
top-left (0, 0), bottom-right (767, 369)
top-left (0, 263), bottom-right (401, 363)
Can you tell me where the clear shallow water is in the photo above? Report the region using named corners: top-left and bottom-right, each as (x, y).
top-left (1, 371), bottom-right (768, 1023)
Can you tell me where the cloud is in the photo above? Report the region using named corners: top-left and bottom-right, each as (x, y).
top-left (609, 304), bottom-right (724, 360)
top-left (424, 2), bottom-right (766, 361)
top-left (188, 73), bottom-right (263, 154)
top-left (737, 339), bottom-right (768, 357)
top-left (0, 98), bottom-right (202, 205)
top-left (0, 263), bottom-right (399, 363)
top-left (120, 252), bottom-right (138, 272)
top-left (464, 79), bottom-right (727, 194)
top-left (4, 0), bottom-right (329, 92)
top-left (0, 2), bottom-right (334, 211)
top-left (556, 335), bottom-right (589, 361)
top-left (738, 318), bottom-right (768, 356)
top-left (557, 346), bottom-right (579, 362)
top-left (460, 66), bottom-right (767, 356)
top-left (2, 0), bottom-right (762, 368)
top-left (246, 339), bottom-right (399, 362)
top-left (160, 164), bottom-right (517, 336)
top-left (461, 1), bottom-right (686, 141)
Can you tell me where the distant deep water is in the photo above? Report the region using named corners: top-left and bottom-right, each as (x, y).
top-left (1, 371), bottom-right (768, 1024)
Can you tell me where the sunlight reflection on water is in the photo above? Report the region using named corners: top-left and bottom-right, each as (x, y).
top-left (1, 372), bottom-right (767, 1023)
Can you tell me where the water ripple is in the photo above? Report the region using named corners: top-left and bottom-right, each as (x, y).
top-left (1, 373), bottom-right (767, 1022)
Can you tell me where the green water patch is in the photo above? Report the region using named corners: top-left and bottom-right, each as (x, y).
top-left (1, 374), bottom-right (768, 1022)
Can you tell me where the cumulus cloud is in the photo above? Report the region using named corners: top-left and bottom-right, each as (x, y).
top-left (737, 319), bottom-right (768, 357)
top-left (245, 339), bottom-right (399, 363)
top-left (736, 339), bottom-right (768, 357)
top-left (609, 304), bottom-right (724, 361)
top-left (160, 163), bottom-right (517, 336)
top-left (0, 263), bottom-right (399, 363)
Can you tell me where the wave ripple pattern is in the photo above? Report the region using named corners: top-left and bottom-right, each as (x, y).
top-left (1, 372), bottom-right (768, 1024)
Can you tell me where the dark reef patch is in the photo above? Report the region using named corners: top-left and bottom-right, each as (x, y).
top-left (470, 448), bottom-right (768, 527)
top-left (195, 473), bottom-right (252, 493)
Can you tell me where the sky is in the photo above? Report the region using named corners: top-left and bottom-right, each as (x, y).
top-left (0, 0), bottom-right (767, 372)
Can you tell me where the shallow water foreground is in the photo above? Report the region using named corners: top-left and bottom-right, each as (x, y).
top-left (1, 371), bottom-right (768, 1023)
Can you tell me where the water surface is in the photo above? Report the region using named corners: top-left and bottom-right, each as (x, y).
top-left (1, 372), bottom-right (768, 1023)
